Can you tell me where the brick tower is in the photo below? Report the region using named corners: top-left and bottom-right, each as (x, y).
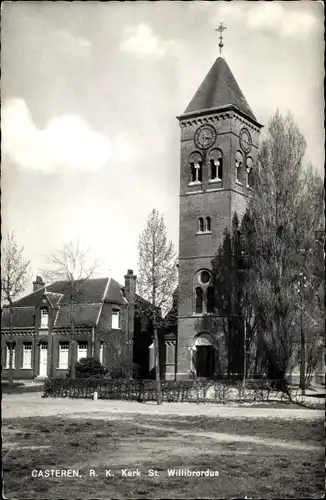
top-left (176, 55), bottom-right (263, 379)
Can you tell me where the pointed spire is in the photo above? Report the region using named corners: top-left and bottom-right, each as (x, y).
top-left (183, 57), bottom-right (257, 122)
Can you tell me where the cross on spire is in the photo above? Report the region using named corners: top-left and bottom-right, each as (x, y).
top-left (215, 22), bottom-right (227, 56)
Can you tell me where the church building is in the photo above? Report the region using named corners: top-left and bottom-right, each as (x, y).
top-left (172, 30), bottom-right (263, 380)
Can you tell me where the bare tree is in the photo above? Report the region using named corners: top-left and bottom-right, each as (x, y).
top-left (41, 241), bottom-right (98, 379)
top-left (1, 232), bottom-right (31, 388)
top-left (137, 209), bottom-right (178, 405)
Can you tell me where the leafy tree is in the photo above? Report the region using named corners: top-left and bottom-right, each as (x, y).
top-left (1, 232), bottom-right (30, 388)
top-left (137, 209), bottom-right (178, 404)
top-left (41, 241), bottom-right (98, 379)
top-left (245, 111), bottom-right (323, 386)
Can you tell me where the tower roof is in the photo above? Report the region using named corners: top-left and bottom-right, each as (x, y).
top-left (183, 57), bottom-right (257, 122)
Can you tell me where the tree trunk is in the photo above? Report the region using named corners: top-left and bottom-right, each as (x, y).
top-left (153, 326), bottom-right (162, 405)
top-left (70, 298), bottom-right (76, 379)
top-left (8, 304), bottom-right (14, 389)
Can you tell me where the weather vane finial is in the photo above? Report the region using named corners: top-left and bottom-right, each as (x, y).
top-left (216, 22), bottom-right (227, 56)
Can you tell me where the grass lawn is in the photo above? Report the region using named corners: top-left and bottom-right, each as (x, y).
top-left (2, 413), bottom-right (324, 499)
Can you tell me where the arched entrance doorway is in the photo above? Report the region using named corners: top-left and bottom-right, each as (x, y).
top-left (190, 335), bottom-right (217, 378)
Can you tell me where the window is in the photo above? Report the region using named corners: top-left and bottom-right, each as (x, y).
top-left (190, 162), bottom-right (202, 183)
top-left (77, 342), bottom-right (88, 361)
top-left (195, 287), bottom-right (203, 314)
top-left (209, 149), bottom-right (223, 181)
top-left (58, 342), bottom-right (69, 369)
top-left (112, 309), bottom-right (120, 329)
top-left (40, 308), bottom-right (48, 328)
top-left (200, 271), bottom-right (211, 284)
top-left (198, 217), bottom-right (211, 233)
top-left (210, 159), bottom-right (217, 180)
top-left (5, 343), bottom-right (15, 369)
top-left (22, 342), bottom-right (32, 369)
top-left (194, 270), bottom-right (214, 315)
top-left (207, 287), bottom-right (215, 313)
top-left (190, 162), bottom-right (196, 183)
top-left (235, 151), bottom-right (243, 184)
top-left (210, 158), bottom-right (223, 180)
top-left (99, 341), bottom-right (104, 364)
top-left (165, 342), bottom-right (175, 364)
top-left (246, 157), bottom-right (254, 187)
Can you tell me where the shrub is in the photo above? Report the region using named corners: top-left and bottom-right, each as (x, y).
top-left (70, 357), bottom-right (107, 379)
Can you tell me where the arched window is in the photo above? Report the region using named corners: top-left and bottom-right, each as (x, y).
top-left (207, 286), bottom-right (214, 313)
top-left (195, 287), bottom-right (203, 314)
top-left (208, 149), bottom-right (223, 181)
top-left (198, 217), bottom-right (204, 232)
top-left (235, 151), bottom-right (243, 184)
top-left (246, 157), bottom-right (253, 188)
top-left (206, 217), bottom-right (211, 232)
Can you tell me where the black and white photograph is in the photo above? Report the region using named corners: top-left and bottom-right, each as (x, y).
top-left (1, 1), bottom-right (325, 499)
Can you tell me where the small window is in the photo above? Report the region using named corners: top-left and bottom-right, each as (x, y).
top-left (207, 287), bottom-right (215, 313)
top-left (112, 309), bottom-right (120, 329)
top-left (195, 287), bottom-right (203, 314)
top-left (22, 342), bottom-right (32, 369)
top-left (40, 308), bottom-right (48, 328)
top-left (5, 343), bottom-right (15, 369)
top-left (206, 217), bottom-right (211, 232)
top-left (58, 342), bottom-right (69, 369)
top-left (77, 342), bottom-right (88, 361)
top-left (198, 217), bottom-right (204, 232)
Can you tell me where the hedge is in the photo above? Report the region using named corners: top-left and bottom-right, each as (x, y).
top-left (43, 378), bottom-right (291, 404)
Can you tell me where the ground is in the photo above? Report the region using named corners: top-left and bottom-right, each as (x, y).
top-left (2, 391), bottom-right (324, 499)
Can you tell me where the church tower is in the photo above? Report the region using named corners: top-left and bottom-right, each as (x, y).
top-left (176, 31), bottom-right (263, 379)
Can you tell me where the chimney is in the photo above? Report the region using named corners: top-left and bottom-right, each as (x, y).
top-left (124, 269), bottom-right (136, 298)
top-left (33, 275), bottom-right (45, 292)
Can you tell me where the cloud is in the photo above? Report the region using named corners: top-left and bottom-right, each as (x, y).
top-left (2, 98), bottom-right (111, 173)
top-left (247, 3), bottom-right (317, 37)
top-left (120, 23), bottom-right (174, 58)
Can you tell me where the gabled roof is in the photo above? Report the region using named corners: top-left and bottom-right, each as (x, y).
top-left (13, 278), bottom-right (110, 307)
top-left (182, 57), bottom-right (257, 122)
top-left (2, 277), bottom-right (128, 330)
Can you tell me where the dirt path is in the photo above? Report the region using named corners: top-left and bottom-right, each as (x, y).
top-left (2, 393), bottom-right (323, 420)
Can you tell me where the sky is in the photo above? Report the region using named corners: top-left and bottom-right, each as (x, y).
top-left (1, 1), bottom-right (324, 294)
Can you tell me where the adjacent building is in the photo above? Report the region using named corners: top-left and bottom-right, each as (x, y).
top-left (1, 270), bottom-right (155, 380)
